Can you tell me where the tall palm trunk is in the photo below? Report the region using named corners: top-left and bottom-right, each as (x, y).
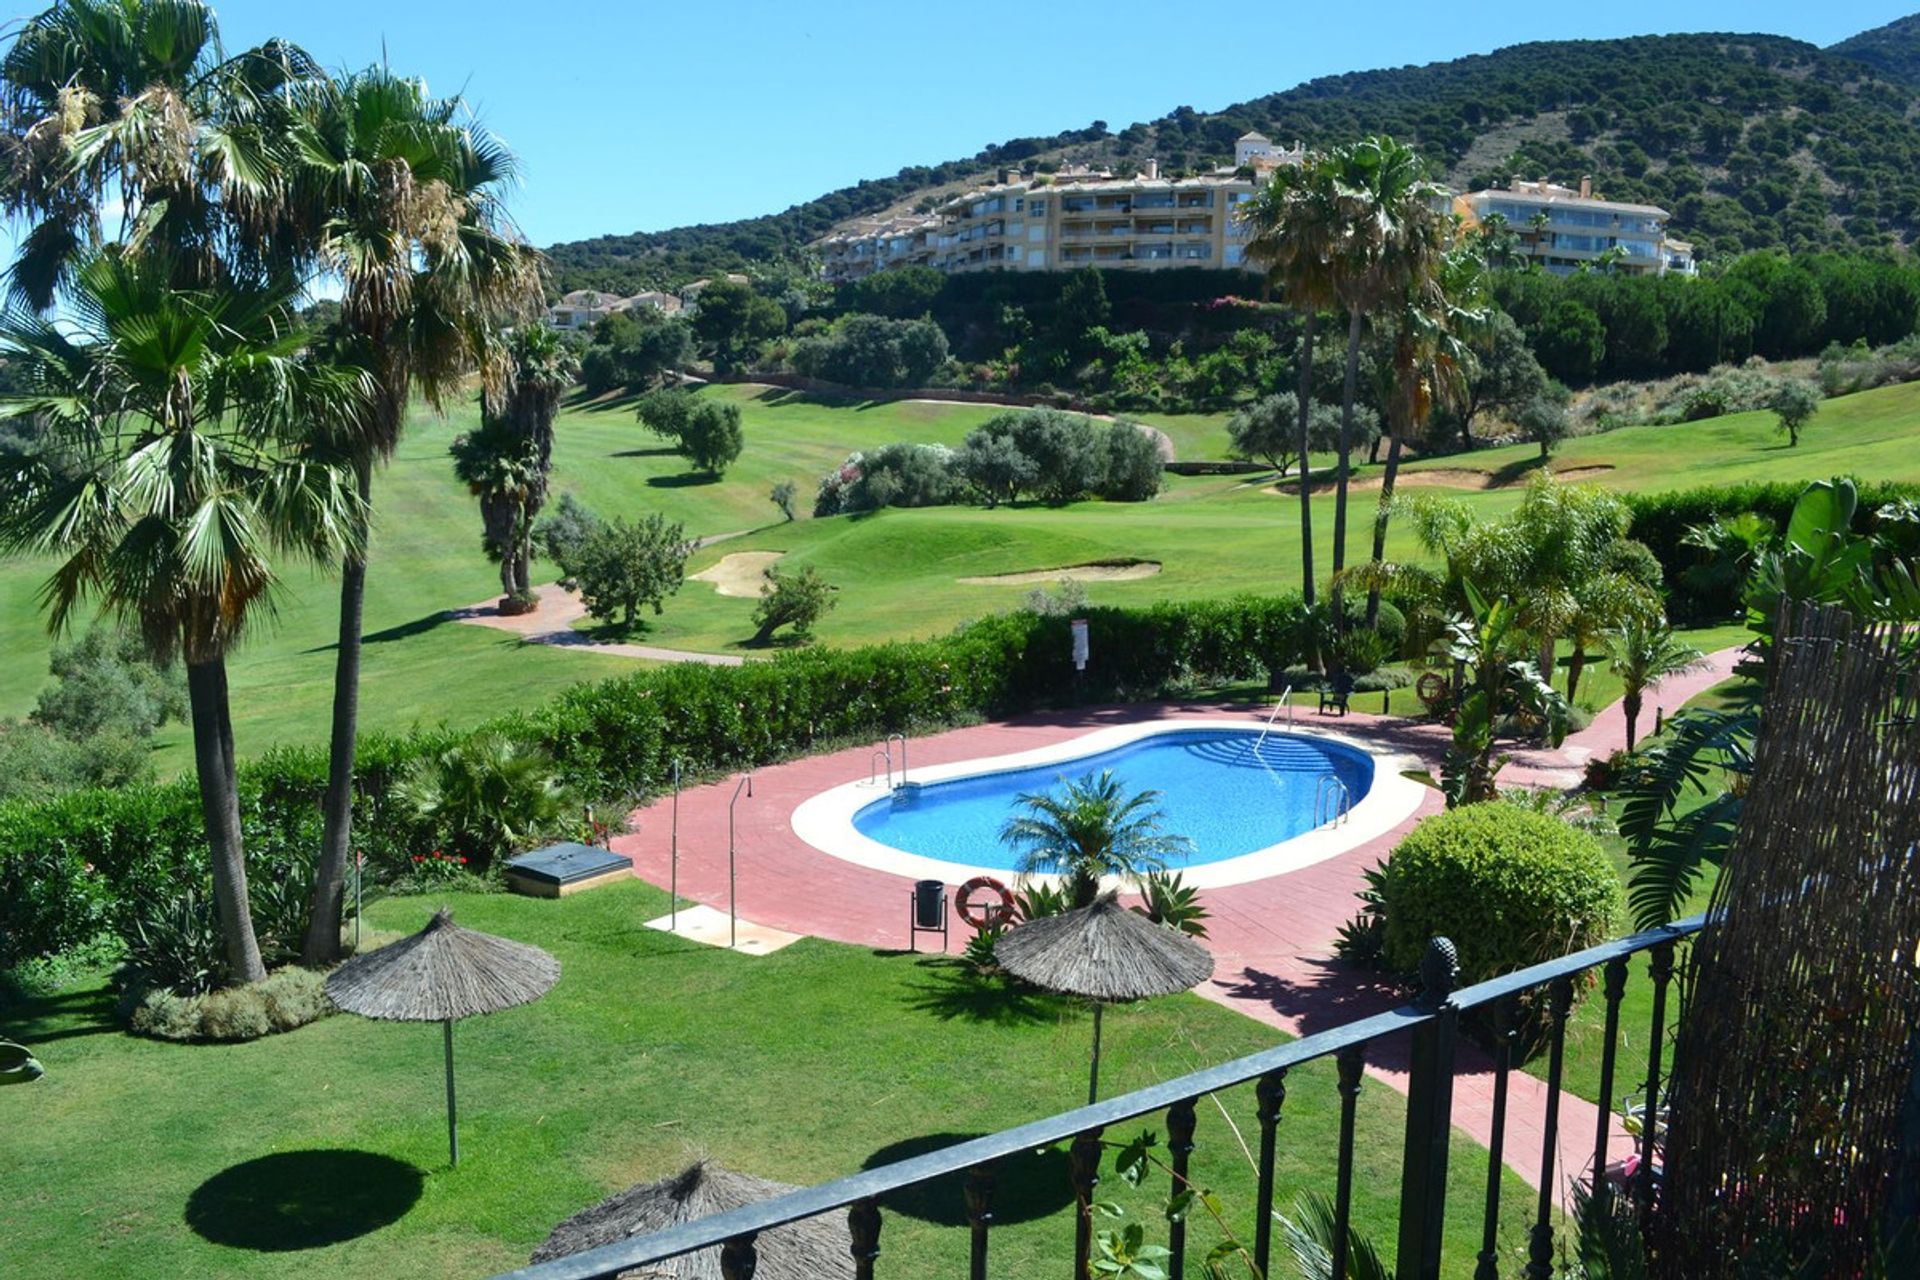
top-left (1294, 310), bottom-right (1318, 608)
top-left (1330, 308), bottom-right (1365, 635)
top-left (1567, 649), bottom-right (1588, 703)
top-left (1365, 421), bottom-right (1405, 629)
top-left (188, 657), bottom-right (265, 983)
top-left (302, 458), bottom-right (371, 965)
top-left (1623, 689), bottom-right (1643, 751)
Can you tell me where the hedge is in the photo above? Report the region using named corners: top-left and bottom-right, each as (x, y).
top-left (1379, 802), bottom-right (1621, 989)
top-left (0, 593), bottom-right (1320, 969)
top-left (1624, 478), bottom-right (1920, 622)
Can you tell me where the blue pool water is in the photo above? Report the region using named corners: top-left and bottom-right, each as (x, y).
top-left (852, 728), bottom-right (1374, 870)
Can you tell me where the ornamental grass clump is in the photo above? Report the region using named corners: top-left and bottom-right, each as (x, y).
top-left (124, 966), bottom-right (333, 1043)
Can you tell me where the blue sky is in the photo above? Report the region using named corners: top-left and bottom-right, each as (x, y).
top-left (10, 1), bottom-right (1919, 247)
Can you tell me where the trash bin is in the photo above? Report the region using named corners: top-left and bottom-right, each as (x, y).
top-left (913, 879), bottom-right (946, 930)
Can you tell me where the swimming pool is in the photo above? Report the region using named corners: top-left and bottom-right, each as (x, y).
top-left (851, 727), bottom-right (1374, 872)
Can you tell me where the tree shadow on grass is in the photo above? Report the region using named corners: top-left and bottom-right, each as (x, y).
top-left (901, 957), bottom-right (1073, 1027)
top-left (0, 983), bottom-right (121, 1044)
top-left (186, 1149), bottom-right (423, 1251)
top-left (647, 472), bottom-right (720, 488)
top-left (1488, 454), bottom-right (1550, 488)
top-left (862, 1132), bottom-right (1073, 1226)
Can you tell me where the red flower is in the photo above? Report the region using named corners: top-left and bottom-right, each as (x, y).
top-left (457, 856), bottom-right (468, 865)
top-left (412, 855), bottom-right (423, 862)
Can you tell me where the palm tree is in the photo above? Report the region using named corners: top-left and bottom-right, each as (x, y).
top-left (289, 68), bottom-right (543, 965)
top-left (0, 251), bottom-right (366, 982)
top-left (1604, 619), bottom-right (1707, 750)
top-left (1319, 137), bottom-right (1449, 637)
top-left (999, 771), bottom-right (1192, 908)
top-left (0, 0), bottom-right (317, 307)
top-left (1239, 154), bottom-right (1342, 609)
top-left (1362, 243), bottom-right (1486, 629)
top-left (394, 732), bottom-right (567, 873)
top-left (450, 324), bottom-right (578, 604)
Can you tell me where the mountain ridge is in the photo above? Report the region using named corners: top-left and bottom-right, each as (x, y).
top-left (546, 22), bottom-right (1920, 294)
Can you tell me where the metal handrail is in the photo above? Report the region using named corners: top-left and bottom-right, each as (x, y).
top-left (725, 771), bottom-right (752, 949)
top-left (1255, 685), bottom-right (1293, 754)
top-left (489, 915), bottom-right (1707, 1280)
top-left (868, 748), bottom-right (891, 787)
top-left (885, 732), bottom-right (908, 785)
top-left (1314, 773), bottom-right (1352, 827)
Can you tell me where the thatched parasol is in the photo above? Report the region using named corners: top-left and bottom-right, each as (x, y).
top-left (326, 908), bottom-right (559, 1166)
top-left (995, 891), bottom-right (1213, 1103)
top-left (530, 1160), bottom-right (854, 1279)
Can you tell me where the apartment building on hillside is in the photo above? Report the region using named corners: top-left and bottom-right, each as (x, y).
top-left (1455, 179), bottom-right (1697, 276)
top-left (819, 132), bottom-right (1305, 282)
top-left (547, 288), bottom-right (683, 333)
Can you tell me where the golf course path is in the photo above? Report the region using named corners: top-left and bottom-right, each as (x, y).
top-left (447, 529), bottom-right (755, 665)
top-left (612, 647), bottom-right (1744, 1208)
top-left (449, 582), bottom-right (746, 665)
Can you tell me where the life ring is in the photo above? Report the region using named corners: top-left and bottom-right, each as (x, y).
top-left (1415, 671), bottom-right (1451, 708)
top-left (956, 876), bottom-right (1016, 931)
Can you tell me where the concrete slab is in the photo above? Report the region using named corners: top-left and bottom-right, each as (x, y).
top-left (643, 903), bottom-right (805, 956)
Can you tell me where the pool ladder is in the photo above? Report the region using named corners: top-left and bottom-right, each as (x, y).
top-left (1314, 774), bottom-right (1353, 827)
top-left (1254, 685), bottom-right (1294, 753)
top-left (870, 732), bottom-right (910, 789)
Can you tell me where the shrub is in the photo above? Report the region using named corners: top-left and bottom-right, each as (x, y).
top-left (124, 965), bottom-right (333, 1042)
top-left (1376, 802), bottom-right (1620, 989)
top-left (1098, 421), bottom-right (1164, 501)
top-left (677, 401), bottom-right (744, 476)
top-left (550, 509), bottom-right (690, 631)
top-left (789, 314), bottom-right (950, 388)
top-left (845, 442), bottom-right (958, 511)
top-left (635, 386), bottom-right (697, 440)
top-left (395, 733), bottom-right (573, 872)
top-left (751, 567), bottom-right (836, 644)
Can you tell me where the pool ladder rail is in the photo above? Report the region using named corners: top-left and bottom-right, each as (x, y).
top-left (870, 732), bottom-right (910, 790)
top-left (1314, 773), bottom-right (1353, 828)
top-left (1254, 685), bottom-right (1295, 753)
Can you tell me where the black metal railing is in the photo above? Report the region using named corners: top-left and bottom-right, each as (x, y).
top-left (490, 915), bottom-right (1706, 1280)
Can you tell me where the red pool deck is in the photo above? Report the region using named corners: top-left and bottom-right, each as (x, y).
top-left (610, 650), bottom-right (1742, 1207)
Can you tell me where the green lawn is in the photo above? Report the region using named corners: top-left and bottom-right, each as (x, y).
top-left (1, 376), bottom-right (1910, 771)
top-left (1, 882), bottom-right (1544, 1278)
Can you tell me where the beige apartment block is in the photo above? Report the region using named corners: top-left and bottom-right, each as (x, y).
top-left (819, 132), bottom-right (1305, 282)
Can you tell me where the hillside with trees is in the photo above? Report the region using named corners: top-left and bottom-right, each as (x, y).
top-left (547, 22), bottom-right (1920, 293)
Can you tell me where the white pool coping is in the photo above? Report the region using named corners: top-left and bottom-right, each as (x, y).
top-left (787, 716), bottom-right (1427, 890)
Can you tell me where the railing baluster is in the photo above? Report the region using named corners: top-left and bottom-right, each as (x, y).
top-left (1331, 1046), bottom-right (1364, 1280)
top-left (1524, 977), bottom-right (1576, 1280)
top-left (1166, 1098), bottom-right (1197, 1280)
top-left (1474, 998), bottom-right (1517, 1280)
top-left (848, 1198), bottom-right (881, 1280)
top-left (1071, 1127), bottom-right (1103, 1280)
top-left (1252, 1070), bottom-right (1288, 1275)
top-left (1397, 938), bottom-right (1461, 1280)
top-left (1591, 957), bottom-right (1630, 1195)
top-left (965, 1163), bottom-right (995, 1280)
top-left (1636, 941), bottom-right (1676, 1214)
top-left (720, 1233), bottom-right (759, 1280)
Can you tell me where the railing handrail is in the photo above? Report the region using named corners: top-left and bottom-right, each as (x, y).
top-left (488, 914), bottom-right (1707, 1280)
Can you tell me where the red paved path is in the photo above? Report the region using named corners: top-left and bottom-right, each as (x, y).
top-left (610, 650), bottom-right (1741, 1209)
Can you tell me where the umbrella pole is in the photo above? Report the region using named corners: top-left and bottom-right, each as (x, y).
top-left (444, 1018), bottom-right (459, 1168)
top-left (1089, 1003), bottom-right (1103, 1105)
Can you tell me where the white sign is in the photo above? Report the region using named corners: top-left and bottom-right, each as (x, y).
top-left (1071, 618), bottom-right (1089, 672)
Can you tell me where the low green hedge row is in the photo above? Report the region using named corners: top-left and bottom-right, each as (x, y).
top-left (0, 593), bottom-right (1322, 968)
top-left (1624, 479), bottom-right (1920, 621)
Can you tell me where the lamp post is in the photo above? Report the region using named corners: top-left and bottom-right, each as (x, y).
top-left (728, 771), bottom-right (754, 948)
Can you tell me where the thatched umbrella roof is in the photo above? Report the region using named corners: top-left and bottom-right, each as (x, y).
top-left (995, 892), bottom-right (1213, 1002)
top-left (995, 892), bottom-right (1214, 1103)
top-left (531, 1160), bottom-right (854, 1280)
top-left (326, 908), bottom-right (560, 1022)
top-left (325, 909), bottom-right (560, 1166)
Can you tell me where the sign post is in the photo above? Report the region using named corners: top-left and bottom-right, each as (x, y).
top-left (1071, 618), bottom-right (1090, 672)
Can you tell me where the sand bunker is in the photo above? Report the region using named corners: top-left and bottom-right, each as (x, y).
top-left (958, 560), bottom-right (1163, 586)
top-left (691, 551), bottom-right (784, 597)
top-left (1262, 463), bottom-right (1617, 496)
